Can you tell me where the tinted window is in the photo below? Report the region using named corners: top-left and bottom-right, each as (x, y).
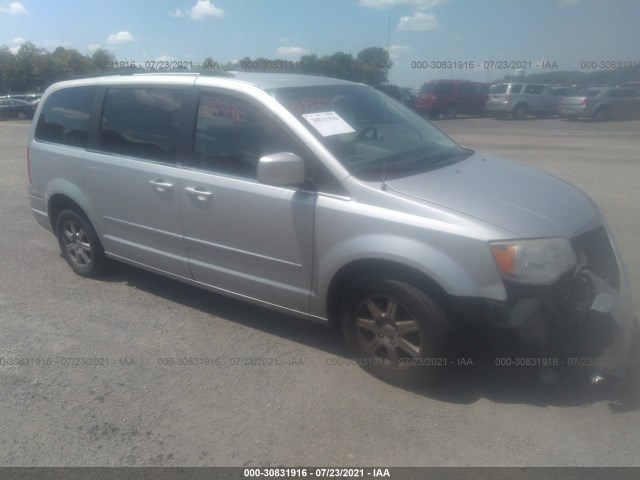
top-left (35, 86), bottom-right (96, 147)
top-left (524, 85), bottom-right (544, 95)
top-left (194, 93), bottom-right (300, 179)
top-left (434, 82), bottom-right (454, 94)
top-left (490, 84), bottom-right (508, 94)
top-left (99, 88), bottom-right (184, 163)
top-left (457, 83), bottom-right (475, 94)
top-left (508, 84), bottom-right (523, 94)
top-left (607, 89), bottom-right (621, 98)
top-left (582, 89), bottom-right (602, 97)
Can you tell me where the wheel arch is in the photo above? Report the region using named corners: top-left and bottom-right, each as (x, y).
top-left (325, 258), bottom-right (454, 327)
top-left (47, 190), bottom-right (96, 233)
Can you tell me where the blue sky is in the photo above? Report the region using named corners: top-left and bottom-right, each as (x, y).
top-left (1, 0), bottom-right (639, 87)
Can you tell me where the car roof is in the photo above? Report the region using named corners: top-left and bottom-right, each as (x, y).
top-left (51, 71), bottom-right (360, 91)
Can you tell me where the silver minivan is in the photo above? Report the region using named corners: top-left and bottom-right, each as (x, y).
top-left (27, 72), bottom-right (636, 386)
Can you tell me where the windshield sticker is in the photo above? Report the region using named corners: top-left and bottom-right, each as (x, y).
top-left (301, 111), bottom-right (356, 137)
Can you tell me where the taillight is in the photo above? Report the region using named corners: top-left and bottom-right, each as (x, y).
top-left (504, 94), bottom-right (511, 104)
top-left (582, 98), bottom-right (589, 107)
top-left (27, 145), bottom-right (31, 184)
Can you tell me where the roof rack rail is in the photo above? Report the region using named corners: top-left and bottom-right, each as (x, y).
top-left (66, 69), bottom-right (235, 81)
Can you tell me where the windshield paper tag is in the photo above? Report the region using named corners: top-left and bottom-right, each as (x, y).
top-left (301, 111), bottom-right (356, 137)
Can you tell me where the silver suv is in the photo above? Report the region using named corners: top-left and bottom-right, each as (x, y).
top-left (27, 72), bottom-right (636, 386)
top-left (486, 83), bottom-right (560, 119)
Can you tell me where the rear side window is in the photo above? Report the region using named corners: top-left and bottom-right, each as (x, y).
top-left (99, 88), bottom-right (184, 163)
top-left (434, 82), bottom-right (454, 94)
top-left (508, 84), bottom-right (523, 94)
top-left (457, 83), bottom-right (476, 94)
top-left (524, 85), bottom-right (544, 95)
top-left (34, 86), bottom-right (96, 147)
top-left (489, 84), bottom-right (508, 94)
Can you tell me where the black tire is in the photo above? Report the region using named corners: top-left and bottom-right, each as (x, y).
top-left (444, 105), bottom-right (458, 120)
top-left (55, 209), bottom-right (107, 277)
top-left (512, 104), bottom-right (527, 120)
top-left (593, 107), bottom-right (609, 122)
top-left (566, 115), bottom-right (577, 121)
top-left (428, 112), bottom-right (440, 120)
top-left (340, 278), bottom-right (450, 386)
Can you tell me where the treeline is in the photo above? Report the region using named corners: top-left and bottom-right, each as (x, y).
top-left (497, 67), bottom-right (640, 86)
top-left (0, 42), bottom-right (116, 94)
top-left (0, 41), bottom-right (392, 94)
top-left (210, 47), bottom-right (392, 85)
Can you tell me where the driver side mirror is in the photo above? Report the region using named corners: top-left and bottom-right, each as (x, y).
top-left (257, 152), bottom-right (306, 186)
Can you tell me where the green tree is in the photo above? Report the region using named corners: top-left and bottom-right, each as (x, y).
top-left (355, 47), bottom-right (392, 84)
top-left (90, 48), bottom-right (116, 72)
top-left (14, 42), bottom-right (49, 92)
top-left (0, 46), bottom-right (19, 93)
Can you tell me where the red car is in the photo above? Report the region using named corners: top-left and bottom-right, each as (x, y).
top-left (416, 79), bottom-right (488, 119)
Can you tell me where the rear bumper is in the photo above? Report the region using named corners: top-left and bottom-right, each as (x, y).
top-left (559, 105), bottom-right (592, 118)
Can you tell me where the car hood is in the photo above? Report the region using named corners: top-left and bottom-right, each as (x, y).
top-left (385, 152), bottom-right (599, 238)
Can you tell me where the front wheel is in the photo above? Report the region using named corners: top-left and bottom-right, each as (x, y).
top-left (55, 210), bottom-right (107, 277)
top-left (341, 278), bottom-right (450, 386)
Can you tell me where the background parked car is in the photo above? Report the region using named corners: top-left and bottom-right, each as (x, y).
top-left (559, 86), bottom-right (640, 121)
top-left (550, 86), bottom-right (578, 97)
top-left (415, 79), bottom-right (488, 119)
top-left (486, 83), bottom-right (560, 119)
top-left (373, 83), bottom-right (403, 102)
top-left (0, 98), bottom-right (36, 120)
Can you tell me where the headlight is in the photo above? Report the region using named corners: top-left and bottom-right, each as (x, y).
top-left (490, 237), bottom-right (577, 285)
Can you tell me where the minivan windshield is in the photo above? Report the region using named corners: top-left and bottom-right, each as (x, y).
top-left (273, 85), bottom-right (469, 180)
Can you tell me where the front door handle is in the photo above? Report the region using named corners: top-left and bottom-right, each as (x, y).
top-left (149, 179), bottom-right (174, 192)
top-left (185, 186), bottom-right (213, 200)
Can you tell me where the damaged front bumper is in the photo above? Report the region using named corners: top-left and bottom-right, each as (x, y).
top-left (460, 224), bottom-right (637, 381)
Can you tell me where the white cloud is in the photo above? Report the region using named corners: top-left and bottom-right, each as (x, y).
top-left (398, 11), bottom-right (438, 30)
top-left (106, 31), bottom-right (136, 45)
top-left (87, 44), bottom-right (102, 53)
top-left (231, 58), bottom-right (239, 65)
top-left (188, 0), bottom-right (224, 20)
top-left (359, 0), bottom-right (448, 10)
top-left (0, 1), bottom-right (29, 15)
top-left (156, 55), bottom-right (173, 62)
top-left (276, 46), bottom-right (310, 57)
top-left (169, 8), bottom-right (184, 17)
top-left (8, 36), bottom-right (25, 53)
top-left (559, 0), bottom-right (581, 5)
top-left (386, 44), bottom-right (409, 60)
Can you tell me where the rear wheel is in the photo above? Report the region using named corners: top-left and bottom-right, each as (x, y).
top-left (55, 210), bottom-right (107, 277)
top-left (512, 104), bottom-right (527, 120)
top-left (444, 105), bottom-right (458, 119)
top-left (341, 278), bottom-right (450, 386)
top-left (593, 107), bottom-right (609, 122)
